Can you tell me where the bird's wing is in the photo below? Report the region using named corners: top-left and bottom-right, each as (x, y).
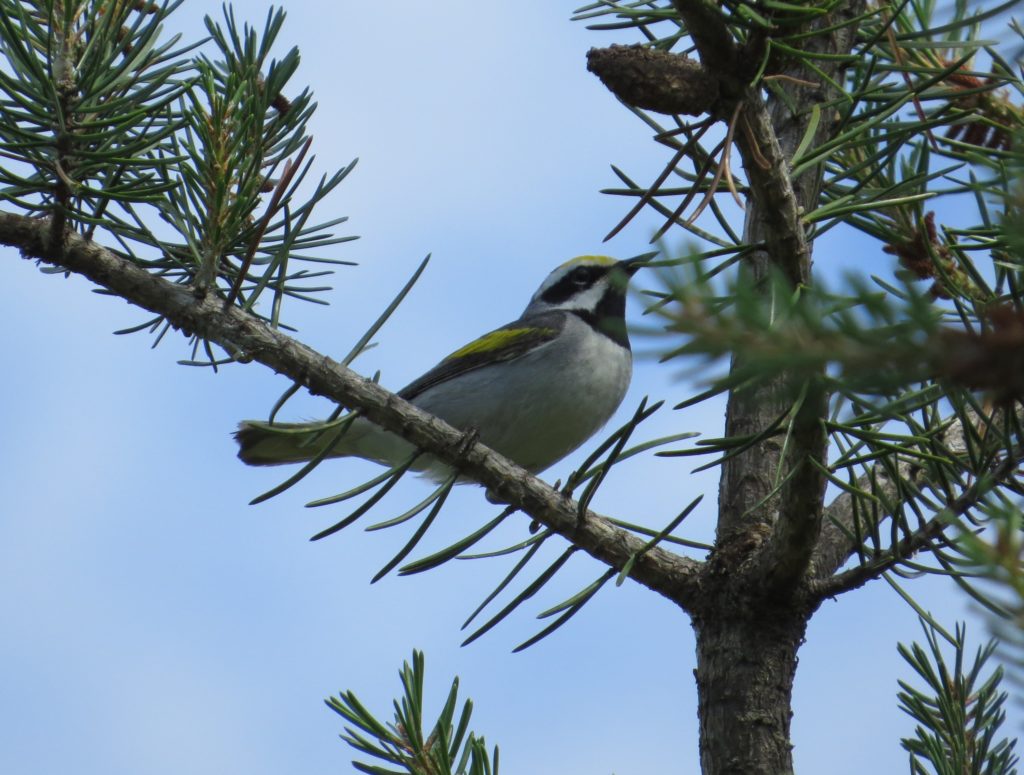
top-left (398, 313), bottom-right (565, 401)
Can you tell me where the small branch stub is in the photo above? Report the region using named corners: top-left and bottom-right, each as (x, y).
top-left (586, 45), bottom-right (719, 117)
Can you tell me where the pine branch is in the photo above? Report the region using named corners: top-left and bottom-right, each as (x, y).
top-left (809, 470), bottom-right (1008, 600)
top-left (812, 516), bottom-right (947, 599)
top-left (811, 404), bottom-right (1000, 579)
top-left (0, 210), bottom-right (703, 609)
top-left (898, 618), bottom-right (1019, 775)
top-left (812, 445), bottom-right (915, 578)
top-left (756, 381), bottom-right (830, 593)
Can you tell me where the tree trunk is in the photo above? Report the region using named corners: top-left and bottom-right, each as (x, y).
top-left (695, 4), bottom-right (866, 772)
top-left (693, 603), bottom-right (810, 775)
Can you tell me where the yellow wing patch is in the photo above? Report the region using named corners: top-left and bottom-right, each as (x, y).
top-left (445, 327), bottom-right (555, 361)
top-left (558, 254), bottom-right (617, 270)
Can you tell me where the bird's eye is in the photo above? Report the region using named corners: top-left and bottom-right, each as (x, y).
top-left (569, 266), bottom-right (593, 286)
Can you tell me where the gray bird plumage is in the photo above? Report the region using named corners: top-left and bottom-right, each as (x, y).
top-left (235, 254), bottom-right (646, 479)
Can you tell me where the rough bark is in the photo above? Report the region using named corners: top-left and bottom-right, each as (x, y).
top-left (693, 604), bottom-right (809, 775)
top-left (696, 10), bottom-right (856, 769)
top-left (714, 8), bottom-right (863, 545)
top-left (671, 2), bottom-right (865, 773)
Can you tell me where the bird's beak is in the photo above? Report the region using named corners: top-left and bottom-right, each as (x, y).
top-left (616, 251), bottom-right (658, 277)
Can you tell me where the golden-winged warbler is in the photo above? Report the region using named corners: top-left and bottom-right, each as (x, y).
top-left (235, 254), bottom-right (648, 479)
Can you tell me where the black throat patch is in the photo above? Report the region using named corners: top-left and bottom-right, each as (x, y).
top-left (570, 288), bottom-right (630, 349)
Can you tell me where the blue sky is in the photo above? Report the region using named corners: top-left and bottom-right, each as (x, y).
top-left (0, 3), bottom-right (1018, 774)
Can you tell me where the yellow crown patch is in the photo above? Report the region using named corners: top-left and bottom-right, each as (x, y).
top-left (557, 255), bottom-right (617, 270)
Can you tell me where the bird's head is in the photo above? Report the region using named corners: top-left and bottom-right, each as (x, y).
top-left (525, 254), bottom-right (649, 314)
top-left (522, 255), bottom-right (652, 345)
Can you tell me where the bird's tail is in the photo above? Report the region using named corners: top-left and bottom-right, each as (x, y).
top-left (235, 416), bottom-right (417, 468)
top-left (235, 419), bottom-right (356, 466)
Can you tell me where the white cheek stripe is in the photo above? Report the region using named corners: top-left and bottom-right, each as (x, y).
top-left (559, 282), bottom-right (607, 311)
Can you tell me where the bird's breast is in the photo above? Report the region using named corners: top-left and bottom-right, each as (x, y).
top-left (413, 316), bottom-right (632, 472)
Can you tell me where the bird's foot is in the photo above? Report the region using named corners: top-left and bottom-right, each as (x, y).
top-left (453, 426), bottom-right (480, 459)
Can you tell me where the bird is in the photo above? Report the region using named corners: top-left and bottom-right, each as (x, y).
top-left (235, 254), bottom-right (648, 480)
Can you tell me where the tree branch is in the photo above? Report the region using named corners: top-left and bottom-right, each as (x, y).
top-left (811, 452), bottom-right (910, 579)
top-left (812, 407), bottom-right (976, 577)
top-left (810, 516), bottom-right (947, 599)
top-left (717, 3), bottom-right (864, 571)
top-left (730, 88), bottom-right (813, 286)
top-left (811, 405), bottom-right (1021, 581)
top-left (1, 210), bottom-right (703, 610)
top-left (757, 381), bottom-right (829, 593)
top-left (809, 455), bottom-right (1019, 600)
top-left (669, 0), bottom-right (740, 78)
